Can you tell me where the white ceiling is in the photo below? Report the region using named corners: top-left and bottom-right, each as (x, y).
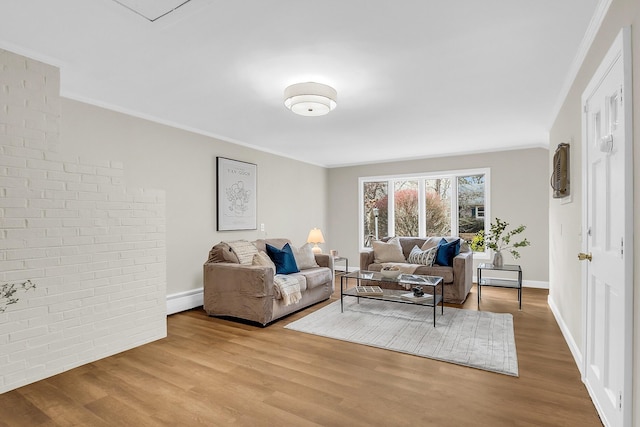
top-left (0, 0), bottom-right (602, 167)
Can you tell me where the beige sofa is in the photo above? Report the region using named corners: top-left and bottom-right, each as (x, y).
top-left (359, 236), bottom-right (473, 304)
top-left (203, 238), bottom-right (334, 325)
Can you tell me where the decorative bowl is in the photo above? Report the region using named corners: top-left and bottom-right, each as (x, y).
top-left (379, 269), bottom-right (401, 279)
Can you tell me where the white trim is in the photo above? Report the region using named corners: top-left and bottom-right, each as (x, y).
top-left (166, 288), bottom-right (203, 315)
top-left (547, 0), bottom-right (613, 133)
top-left (59, 91), bottom-right (328, 169)
top-left (0, 40), bottom-right (68, 69)
top-left (522, 280), bottom-right (549, 289)
top-left (358, 167), bottom-right (490, 183)
top-left (548, 295), bottom-right (583, 373)
top-left (330, 143), bottom-right (548, 169)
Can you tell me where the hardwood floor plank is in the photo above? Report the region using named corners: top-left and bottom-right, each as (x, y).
top-left (0, 284), bottom-right (602, 426)
top-left (18, 381), bottom-right (110, 427)
top-left (0, 388), bottom-right (53, 426)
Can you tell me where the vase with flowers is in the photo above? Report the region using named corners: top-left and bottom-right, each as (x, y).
top-left (470, 218), bottom-right (530, 267)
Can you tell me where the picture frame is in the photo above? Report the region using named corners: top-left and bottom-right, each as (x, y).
top-left (216, 157), bottom-right (257, 231)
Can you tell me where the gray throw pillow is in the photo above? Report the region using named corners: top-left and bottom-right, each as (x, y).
top-left (407, 245), bottom-right (437, 266)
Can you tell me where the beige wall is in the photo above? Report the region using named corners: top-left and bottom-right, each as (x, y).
top-left (59, 99), bottom-right (328, 296)
top-left (327, 148), bottom-right (549, 284)
top-left (548, 0), bottom-right (639, 422)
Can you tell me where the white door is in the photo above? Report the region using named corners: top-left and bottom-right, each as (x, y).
top-left (581, 28), bottom-right (632, 427)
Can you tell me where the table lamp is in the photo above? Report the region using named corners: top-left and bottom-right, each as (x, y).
top-left (307, 228), bottom-right (325, 254)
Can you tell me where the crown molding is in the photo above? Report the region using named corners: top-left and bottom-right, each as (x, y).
top-left (547, 0), bottom-right (613, 137)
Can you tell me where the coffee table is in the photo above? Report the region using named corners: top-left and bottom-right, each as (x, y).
top-left (340, 270), bottom-right (444, 327)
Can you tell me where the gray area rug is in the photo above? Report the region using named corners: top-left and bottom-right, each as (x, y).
top-left (285, 299), bottom-right (518, 376)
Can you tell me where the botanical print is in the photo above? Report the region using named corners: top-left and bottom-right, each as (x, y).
top-left (225, 180), bottom-right (251, 216)
top-left (217, 157), bottom-right (256, 230)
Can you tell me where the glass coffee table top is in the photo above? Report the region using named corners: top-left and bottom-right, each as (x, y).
top-left (343, 270), bottom-right (443, 287)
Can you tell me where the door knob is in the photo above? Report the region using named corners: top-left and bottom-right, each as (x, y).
top-left (578, 252), bottom-right (592, 262)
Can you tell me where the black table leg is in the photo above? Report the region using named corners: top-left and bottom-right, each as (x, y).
top-left (477, 268), bottom-right (482, 306)
top-left (340, 275), bottom-right (344, 313)
top-left (518, 269), bottom-right (522, 310)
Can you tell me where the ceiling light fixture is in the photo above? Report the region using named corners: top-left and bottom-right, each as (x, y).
top-left (284, 82), bottom-right (337, 117)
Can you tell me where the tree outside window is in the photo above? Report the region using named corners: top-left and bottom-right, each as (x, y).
top-left (394, 180), bottom-right (418, 237)
top-left (363, 181), bottom-right (388, 246)
top-left (425, 178), bottom-right (451, 236)
top-left (458, 174), bottom-right (485, 243)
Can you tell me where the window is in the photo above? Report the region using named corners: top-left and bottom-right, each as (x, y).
top-left (425, 178), bottom-right (451, 236)
top-left (359, 169), bottom-right (489, 251)
top-left (457, 174), bottom-right (486, 240)
top-left (394, 180), bottom-right (418, 236)
top-left (362, 181), bottom-right (388, 247)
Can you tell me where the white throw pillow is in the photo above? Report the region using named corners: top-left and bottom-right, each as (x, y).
top-left (252, 251), bottom-right (276, 273)
top-left (407, 245), bottom-right (437, 266)
top-left (373, 238), bottom-right (406, 263)
top-left (292, 243), bottom-right (319, 269)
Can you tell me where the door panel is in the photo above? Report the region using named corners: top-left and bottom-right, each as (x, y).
top-left (581, 29), bottom-right (631, 427)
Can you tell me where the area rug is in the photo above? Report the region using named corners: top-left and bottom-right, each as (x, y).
top-left (285, 299), bottom-right (518, 376)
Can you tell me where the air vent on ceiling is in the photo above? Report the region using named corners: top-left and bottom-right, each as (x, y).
top-left (112, 0), bottom-right (192, 22)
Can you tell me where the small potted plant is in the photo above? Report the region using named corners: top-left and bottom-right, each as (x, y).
top-left (1, 280), bottom-right (36, 313)
top-left (470, 218), bottom-right (530, 267)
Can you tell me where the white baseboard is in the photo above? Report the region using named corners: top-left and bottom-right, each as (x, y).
top-left (523, 280), bottom-right (549, 289)
top-left (166, 288), bottom-right (203, 315)
top-left (547, 294), bottom-right (583, 374)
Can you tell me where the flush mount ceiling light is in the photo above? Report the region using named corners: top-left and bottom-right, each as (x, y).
top-left (284, 82), bottom-right (337, 117)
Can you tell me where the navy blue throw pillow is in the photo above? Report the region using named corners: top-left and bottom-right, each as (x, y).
top-left (265, 243), bottom-right (300, 274)
top-left (435, 238), bottom-right (461, 267)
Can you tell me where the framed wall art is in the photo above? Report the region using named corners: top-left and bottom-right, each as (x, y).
top-left (216, 157), bottom-right (257, 231)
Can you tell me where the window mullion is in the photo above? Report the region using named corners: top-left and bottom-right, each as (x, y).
top-left (418, 179), bottom-right (426, 237)
top-left (450, 176), bottom-right (459, 236)
top-left (388, 179), bottom-right (395, 237)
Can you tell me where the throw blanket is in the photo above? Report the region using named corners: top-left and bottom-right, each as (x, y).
top-left (380, 262), bottom-right (419, 274)
top-left (274, 274), bottom-right (302, 306)
top-left (224, 240), bottom-right (258, 265)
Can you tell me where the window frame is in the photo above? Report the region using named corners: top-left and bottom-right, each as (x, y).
top-left (358, 168), bottom-right (491, 258)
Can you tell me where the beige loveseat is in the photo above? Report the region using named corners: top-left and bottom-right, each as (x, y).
top-left (203, 238), bottom-right (334, 326)
top-left (359, 236), bottom-right (473, 304)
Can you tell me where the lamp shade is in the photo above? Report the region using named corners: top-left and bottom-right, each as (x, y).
top-left (307, 228), bottom-right (325, 244)
top-left (284, 82), bottom-right (337, 117)
top-left (307, 228), bottom-right (325, 254)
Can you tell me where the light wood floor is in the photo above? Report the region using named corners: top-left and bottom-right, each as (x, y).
top-left (1, 283), bottom-right (602, 426)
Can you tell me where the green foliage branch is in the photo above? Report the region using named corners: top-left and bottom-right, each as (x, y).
top-left (470, 218), bottom-right (531, 259)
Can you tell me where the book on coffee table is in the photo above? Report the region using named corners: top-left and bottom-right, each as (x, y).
top-left (400, 292), bottom-right (434, 303)
top-left (355, 286), bottom-right (384, 296)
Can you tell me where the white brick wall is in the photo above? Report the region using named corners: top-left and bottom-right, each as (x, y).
top-left (0, 49), bottom-right (167, 393)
